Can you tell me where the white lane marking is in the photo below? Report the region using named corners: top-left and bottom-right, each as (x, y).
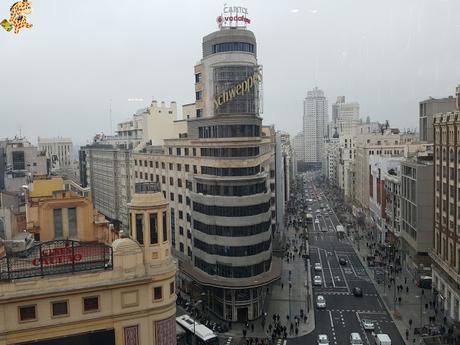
top-left (377, 297), bottom-right (383, 310)
top-left (318, 248), bottom-right (327, 287)
top-left (355, 312), bottom-right (371, 345)
top-left (329, 310), bottom-right (334, 328)
top-left (346, 254), bottom-right (358, 277)
top-left (326, 250), bottom-right (336, 288)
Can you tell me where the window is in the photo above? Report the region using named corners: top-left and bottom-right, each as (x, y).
top-left (176, 148), bottom-right (181, 156)
top-left (136, 214), bottom-right (144, 244)
top-left (186, 196), bottom-right (190, 206)
top-left (52, 301), bottom-right (68, 317)
top-left (170, 192), bottom-right (175, 201)
top-left (170, 282), bottom-right (175, 295)
top-left (177, 163), bottom-right (181, 171)
top-left (135, 171), bottom-right (138, 178)
top-left (212, 42), bottom-right (255, 54)
top-left (53, 208), bottom-right (63, 238)
top-left (162, 175), bottom-right (166, 184)
top-left (150, 213), bottom-right (158, 244)
top-left (83, 296), bottom-right (99, 312)
top-left (185, 164), bottom-right (189, 172)
top-left (161, 162), bottom-right (165, 169)
top-left (178, 178), bottom-right (182, 187)
top-left (139, 172), bottom-right (143, 179)
top-left (154, 286), bottom-right (163, 300)
top-left (162, 211), bottom-right (168, 242)
top-left (169, 163), bottom-right (173, 170)
top-left (195, 73), bottom-right (202, 83)
top-left (179, 210), bottom-right (183, 219)
top-left (150, 173), bottom-right (154, 181)
top-left (168, 147), bottom-right (172, 155)
top-left (170, 177), bottom-right (174, 186)
top-left (193, 165), bottom-right (197, 174)
top-left (185, 148), bottom-right (189, 156)
top-left (179, 226), bottom-right (184, 235)
top-left (134, 159), bottom-right (138, 166)
top-left (178, 194), bottom-right (183, 203)
top-left (68, 207), bottom-right (77, 238)
top-left (195, 91), bottom-right (202, 100)
top-left (19, 305), bottom-right (36, 322)
top-left (150, 161), bottom-right (153, 168)
top-left (156, 161), bottom-right (159, 168)
top-left (186, 213), bottom-right (191, 222)
top-left (196, 109), bottom-right (202, 118)
top-left (193, 148), bottom-right (196, 156)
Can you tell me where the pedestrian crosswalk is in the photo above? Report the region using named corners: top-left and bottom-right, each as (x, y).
top-left (313, 291), bottom-right (378, 297)
top-left (225, 336), bottom-right (232, 345)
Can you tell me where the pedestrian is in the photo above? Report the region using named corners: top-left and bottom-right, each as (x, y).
top-left (406, 329), bottom-right (409, 340)
top-left (243, 328), bottom-right (247, 338)
top-left (406, 286), bottom-right (409, 294)
top-left (405, 277), bottom-right (407, 284)
top-left (251, 324), bottom-right (254, 332)
top-left (281, 283), bottom-right (284, 289)
top-left (295, 327), bottom-right (299, 336)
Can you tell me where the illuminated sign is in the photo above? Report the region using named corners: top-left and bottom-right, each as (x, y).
top-left (216, 5), bottom-right (250, 28)
top-left (31, 246), bottom-right (82, 266)
top-left (213, 70), bottom-right (262, 109)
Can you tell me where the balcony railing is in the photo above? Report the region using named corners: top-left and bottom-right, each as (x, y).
top-left (135, 182), bottom-right (161, 194)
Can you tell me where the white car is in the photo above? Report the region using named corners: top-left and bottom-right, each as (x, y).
top-left (315, 219), bottom-right (320, 224)
top-left (318, 334), bottom-right (329, 345)
top-left (316, 209), bottom-right (321, 213)
top-left (316, 295), bottom-right (326, 309)
top-left (314, 276), bottom-right (322, 286)
top-left (314, 263), bottom-right (322, 271)
top-left (362, 319), bottom-right (375, 330)
top-left (308, 207), bottom-right (312, 211)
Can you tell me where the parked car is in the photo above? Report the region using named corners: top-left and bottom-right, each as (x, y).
top-left (316, 295), bottom-right (326, 309)
top-left (314, 263), bottom-right (322, 271)
top-left (314, 276), bottom-right (323, 286)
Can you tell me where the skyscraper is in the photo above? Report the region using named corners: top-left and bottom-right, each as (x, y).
top-left (303, 87), bottom-right (328, 168)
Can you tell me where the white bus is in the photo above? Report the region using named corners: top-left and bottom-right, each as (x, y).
top-left (176, 315), bottom-right (219, 345)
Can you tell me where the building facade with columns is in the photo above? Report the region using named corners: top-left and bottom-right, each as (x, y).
top-left (0, 181), bottom-right (177, 345)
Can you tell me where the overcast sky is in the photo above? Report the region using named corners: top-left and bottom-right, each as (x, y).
top-left (1, 0), bottom-right (459, 145)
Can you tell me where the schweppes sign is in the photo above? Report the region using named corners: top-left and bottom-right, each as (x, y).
top-left (214, 70), bottom-right (262, 109)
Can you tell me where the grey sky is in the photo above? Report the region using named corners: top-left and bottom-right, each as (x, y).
top-left (1, 0), bottom-right (459, 145)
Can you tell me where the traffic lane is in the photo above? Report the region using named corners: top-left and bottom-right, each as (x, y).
top-left (314, 309), bottom-right (338, 345)
top-left (333, 310), bottom-right (365, 345)
top-left (315, 293), bottom-right (383, 314)
top-left (319, 249), bottom-right (334, 287)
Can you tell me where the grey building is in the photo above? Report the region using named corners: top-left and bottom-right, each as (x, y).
top-left (133, 27), bottom-right (280, 322)
top-left (1, 137), bottom-right (48, 193)
top-left (419, 96), bottom-right (456, 143)
top-left (400, 153), bottom-right (433, 277)
top-left (82, 143), bottom-right (132, 231)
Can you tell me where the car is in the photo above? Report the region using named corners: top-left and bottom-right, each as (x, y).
top-left (314, 276), bottom-right (323, 286)
top-left (339, 257), bottom-right (347, 265)
top-left (361, 319), bottom-right (375, 330)
top-left (316, 209), bottom-right (321, 213)
top-left (321, 227), bottom-right (327, 232)
top-left (352, 287), bottom-right (363, 297)
top-left (315, 219), bottom-right (320, 224)
top-left (314, 263), bottom-right (322, 271)
top-left (316, 295), bottom-right (326, 309)
top-left (317, 334), bottom-right (329, 345)
top-left (308, 207), bottom-right (312, 211)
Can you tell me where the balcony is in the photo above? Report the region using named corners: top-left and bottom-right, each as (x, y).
top-left (429, 248), bottom-right (460, 286)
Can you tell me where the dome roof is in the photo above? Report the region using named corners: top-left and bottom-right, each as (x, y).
top-left (112, 238), bottom-right (142, 254)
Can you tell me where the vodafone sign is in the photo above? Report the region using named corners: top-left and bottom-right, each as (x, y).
top-left (217, 6), bottom-right (251, 28)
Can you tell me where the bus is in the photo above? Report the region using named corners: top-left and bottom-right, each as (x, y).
top-left (336, 225), bottom-right (346, 239)
top-left (305, 213), bottom-right (313, 224)
top-left (176, 315), bottom-right (219, 345)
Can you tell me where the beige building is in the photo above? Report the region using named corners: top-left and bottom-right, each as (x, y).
top-left (354, 131), bottom-right (418, 210)
top-left (431, 85), bottom-right (460, 323)
top-left (0, 181), bottom-right (177, 345)
top-left (25, 177), bottom-right (117, 244)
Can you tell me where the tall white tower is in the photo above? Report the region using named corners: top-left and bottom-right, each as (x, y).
top-left (303, 87), bottom-right (328, 167)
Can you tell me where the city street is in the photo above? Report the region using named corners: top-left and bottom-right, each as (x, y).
top-left (288, 177), bottom-right (405, 345)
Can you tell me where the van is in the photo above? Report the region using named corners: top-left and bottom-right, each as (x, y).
top-left (350, 333), bottom-right (363, 345)
top-left (376, 334), bottom-right (391, 345)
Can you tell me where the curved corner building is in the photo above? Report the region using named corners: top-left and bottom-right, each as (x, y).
top-left (184, 27), bottom-right (280, 322)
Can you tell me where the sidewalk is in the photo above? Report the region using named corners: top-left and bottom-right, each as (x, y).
top-left (348, 227), bottom-right (441, 345)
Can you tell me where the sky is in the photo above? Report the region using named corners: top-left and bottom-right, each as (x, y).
top-left (1, 0), bottom-right (459, 146)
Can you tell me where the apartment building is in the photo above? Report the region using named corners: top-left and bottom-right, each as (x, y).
top-left (431, 85), bottom-right (460, 323)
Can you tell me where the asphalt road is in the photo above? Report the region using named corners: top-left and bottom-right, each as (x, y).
top-left (288, 176), bottom-right (405, 345)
